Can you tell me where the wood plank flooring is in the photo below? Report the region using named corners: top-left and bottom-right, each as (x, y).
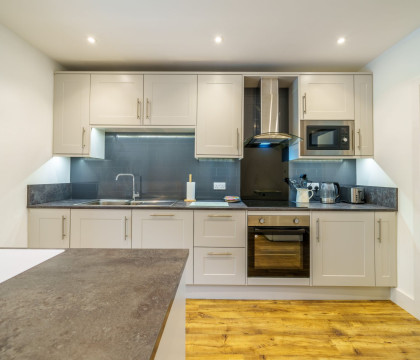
top-left (186, 299), bottom-right (420, 359)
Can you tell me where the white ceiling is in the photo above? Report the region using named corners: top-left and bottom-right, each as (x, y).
top-left (1, 0), bottom-right (420, 71)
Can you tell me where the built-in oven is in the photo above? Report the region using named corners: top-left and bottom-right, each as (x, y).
top-left (247, 214), bottom-right (310, 285)
top-left (300, 120), bottom-right (354, 156)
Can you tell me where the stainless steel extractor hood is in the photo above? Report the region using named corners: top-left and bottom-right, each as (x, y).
top-left (244, 78), bottom-right (301, 147)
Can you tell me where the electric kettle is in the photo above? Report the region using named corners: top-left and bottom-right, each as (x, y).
top-left (320, 182), bottom-right (340, 204)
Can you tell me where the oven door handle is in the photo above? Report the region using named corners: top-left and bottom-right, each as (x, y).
top-left (252, 228), bottom-right (307, 235)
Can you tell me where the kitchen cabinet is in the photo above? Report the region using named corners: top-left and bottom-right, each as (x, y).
top-left (143, 75), bottom-right (197, 126)
top-left (90, 74), bottom-right (144, 126)
top-left (28, 209), bottom-right (70, 248)
top-left (131, 210), bottom-right (193, 284)
top-left (196, 74), bottom-right (243, 158)
top-left (354, 74), bottom-right (374, 156)
top-left (300, 75), bottom-right (354, 120)
top-left (194, 247), bottom-right (246, 285)
top-left (193, 210), bottom-right (246, 285)
top-left (53, 74), bottom-right (104, 158)
top-left (312, 212), bottom-right (375, 286)
top-left (194, 210), bottom-right (246, 247)
top-left (375, 212), bottom-right (397, 287)
top-left (70, 209), bottom-right (131, 248)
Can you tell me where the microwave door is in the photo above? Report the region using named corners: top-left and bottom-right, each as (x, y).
top-left (308, 126), bottom-right (339, 150)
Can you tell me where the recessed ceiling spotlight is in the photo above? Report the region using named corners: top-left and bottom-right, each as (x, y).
top-left (214, 36), bottom-right (223, 44)
top-left (337, 37), bottom-right (346, 45)
top-left (87, 36), bottom-right (96, 44)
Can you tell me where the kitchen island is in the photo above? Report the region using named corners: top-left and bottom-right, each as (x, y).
top-left (0, 248), bottom-right (188, 360)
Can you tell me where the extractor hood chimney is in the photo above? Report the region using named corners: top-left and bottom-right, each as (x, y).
top-left (244, 78), bottom-right (301, 147)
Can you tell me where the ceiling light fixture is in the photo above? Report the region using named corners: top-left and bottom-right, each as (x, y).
top-left (214, 36), bottom-right (223, 44)
top-left (87, 36), bottom-right (96, 44)
top-left (337, 37), bottom-right (346, 45)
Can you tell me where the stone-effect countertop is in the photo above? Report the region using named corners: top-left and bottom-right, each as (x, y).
top-left (27, 199), bottom-right (396, 211)
top-left (0, 249), bottom-right (188, 360)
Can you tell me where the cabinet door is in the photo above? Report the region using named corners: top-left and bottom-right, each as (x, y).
top-left (312, 212), bottom-right (375, 286)
top-left (131, 210), bottom-right (193, 284)
top-left (375, 212), bottom-right (397, 287)
top-left (194, 247), bottom-right (245, 285)
top-left (28, 209), bottom-right (70, 248)
top-left (53, 74), bottom-right (90, 155)
top-left (354, 75), bottom-right (373, 156)
top-left (194, 210), bottom-right (246, 247)
top-left (300, 75), bottom-right (354, 120)
top-left (196, 75), bottom-right (243, 157)
top-left (70, 209), bottom-right (131, 248)
top-left (90, 74), bottom-right (143, 126)
top-left (143, 75), bottom-right (197, 126)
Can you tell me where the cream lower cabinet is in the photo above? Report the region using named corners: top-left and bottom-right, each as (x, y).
top-left (193, 210), bottom-right (246, 285)
top-left (131, 210), bottom-right (193, 284)
top-left (28, 209), bottom-right (70, 248)
top-left (195, 74), bottom-right (243, 158)
top-left (312, 212), bottom-right (375, 286)
top-left (375, 212), bottom-right (397, 287)
top-left (70, 209), bottom-right (131, 248)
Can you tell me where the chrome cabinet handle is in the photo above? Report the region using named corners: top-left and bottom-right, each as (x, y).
top-left (303, 93), bottom-right (307, 115)
top-left (316, 218), bottom-right (320, 242)
top-left (236, 128), bottom-right (240, 151)
top-left (377, 219), bottom-right (382, 242)
top-left (124, 216), bottom-right (128, 239)
top-left (146, 98), bottom-right (150, 119)
top-left (62, 216), bottom-right (66, 240)
top-left (357, 129), bottom-right (361, 150)
top-left (82, 127), bottom-right (86, 149)
top-left (208, 214), bottom-right (232, 218)
top-left (207, 252), bottom-right (233, 256)
top-left (150, 214), bottom-right (175, 217)
top-left (137, 98), bottom-right (141, 121)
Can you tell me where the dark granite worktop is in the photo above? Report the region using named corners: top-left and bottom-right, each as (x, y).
top-left (27, 198), bottom-right (396, 211)
top-left (0, 249), bottom-right (188, 360)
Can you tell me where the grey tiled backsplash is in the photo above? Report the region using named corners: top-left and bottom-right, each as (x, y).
top-left (70, 134), bottom-right (240, 200)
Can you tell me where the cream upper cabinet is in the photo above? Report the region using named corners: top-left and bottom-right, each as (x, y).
top-left (53, 74), bottom-right (103, 157)
top-left (312, 212), bottom-right (375, 286)
top-left (90, 74), bottom-right (144, 126)
top-left (196, 75), bottom-right (243, 158)
top-left (143, 75), bottom-right (197, 126)
top-left (70, 209), bottom-right (131, 248)
top-left (300, 75), bottom-right (354, 120)
top-left (28, 209), bottom-right (70, 248)
top-left (354, 74), bottom-right (374, 156)
top-left (131, 210), bottom-right (194, 284)
top-left (375, 212), bottom-right (397, 287)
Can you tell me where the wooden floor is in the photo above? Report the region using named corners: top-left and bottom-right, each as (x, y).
top-left (186, 299), bottom-right (420, 360)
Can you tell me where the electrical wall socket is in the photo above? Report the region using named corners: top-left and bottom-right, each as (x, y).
top-left (307, 182), bottom-right (320, 189)
top-left (213, 182), bottom-right (226, 190)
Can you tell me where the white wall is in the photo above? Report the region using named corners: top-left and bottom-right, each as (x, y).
top-left (0, 24), bottom-right (70, 247)
top-left (357, 27), bottom-right (420, 319)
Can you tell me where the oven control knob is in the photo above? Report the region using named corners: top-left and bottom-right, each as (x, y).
top-left (259, 218), bottom-right (265, 224)
top-left (293, 217), bottom-right (300, 224)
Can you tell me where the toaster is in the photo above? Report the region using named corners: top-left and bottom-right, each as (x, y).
top-left (341, 186), bottom-right (365, 204)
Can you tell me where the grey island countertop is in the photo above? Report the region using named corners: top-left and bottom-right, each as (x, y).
top-left (0, 249), bottom-right (188, 360)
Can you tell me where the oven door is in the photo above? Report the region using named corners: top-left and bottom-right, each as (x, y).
top-left (248, 226), bottom-right (310, 278)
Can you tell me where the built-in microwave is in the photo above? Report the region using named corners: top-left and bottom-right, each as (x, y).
top-left (300, 120), bottom-right (354, 156)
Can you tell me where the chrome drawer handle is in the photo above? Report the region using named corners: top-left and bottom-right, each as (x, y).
top-left (62, 216), bottom-right (66, 240)
top-left (150, 214), bottom-right (175, 217)
top-left (208, 214), bottom-right (232, 218)
top-left (124, 216), bottom-right (128, 239)
top-left (207, 252), bottom-right (232, 256)
top-left (377, 219), bottom-right (382, 242)
top-left (316, 218), bottom-right (320, 242)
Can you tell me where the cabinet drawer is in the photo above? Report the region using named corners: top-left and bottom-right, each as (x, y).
top-left (194, 210), bottom-right (246, 247)
top-left (194, 247), bottom-right (246, 285)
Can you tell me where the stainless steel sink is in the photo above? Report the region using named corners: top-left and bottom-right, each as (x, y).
top-left (76, 199), bottom-right (177, 206)
top-left (130, 200), bottom-right (176, 206)
top-left (78, 199), bottom-right (132, 206)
